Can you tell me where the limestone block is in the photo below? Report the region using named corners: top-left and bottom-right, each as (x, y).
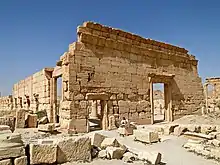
top-left (29, 144), bottom-right (57, 164)
top-left (106, 146), bottom-right (126, 159)
top-left (0, 146), bottom-right (25, 160)
top-left (38, 116), bottom-right (48, 124)
top-left (122, 152), bottom-right (137, 163)
top-left (163, 124), bottom-right (179, 135)
top-left (38, 123), bottom-right (55, 132)
top-left (15, 109), bottom-right (26, 128)
top-left (134, 130), bottom-right (159, 143)
top-left (0, 159), bottom-right (12, 165)
top-left (101, 138), bottom-right (120, 149)
top-left (0, 125), bottom-right (10, 132)
top-left (138, 151), bottom-right (162, 165)
top-left (174, 126), bottom-right (188, 136)
top-left (90, 133), bottom-right (106, 148)
top-left (98, 150), bottom-right (107, 159)
top-left (14, 156), bottom-right (27, 165)
top-left (57, 137), bottom-right (91, 163)
top-left (27, 114), bottom-right (37, 128)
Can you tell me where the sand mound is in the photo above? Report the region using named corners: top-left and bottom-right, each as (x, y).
top-left (173, 113), bottom-right (220, 125)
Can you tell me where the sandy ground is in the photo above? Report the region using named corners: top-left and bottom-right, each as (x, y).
top-left (84, 129), bottom-right (219, 165)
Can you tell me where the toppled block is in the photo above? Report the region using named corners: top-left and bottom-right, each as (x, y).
top-left (0, 159), bottom-right (12, 165)
top-left (138, 151), bottom-right (162, 165)
top-left (15, 109), bottom-right (26, 128)
top-left (38, 123), bottom-right (55, 132)
top-left (27, 114), bottom-right (37, 128)
top-left (0, 146), bottom-right (25, 160)
top-left (106, 146), bottom-right (126, 159)
top-left (98, 150), bottom-right (107, 159)
top-left (163, 124), bottom-right (178, 135)
top-left (90, 133), bottom-right (106, 148)
top-left (174, 126), bottom-right (188, 136)
top-left (0, 125), bottom-right (11, 134)
top-left (14, 156), bottom-right (27, 165)
top-left (134, 130), bottom-right (159, 143)
top-left (29, 144), bottom-right (57, 164)
top-left (122, 152), bottom-right (137, 163)
top-left (101, 138), bottom-right (120, 149)
top-left (57, 137), bottom-right (91, 163)
top-left (39, 116), bottom-right (48, 124)
top-left (183, 132), bottom-right (214, 140)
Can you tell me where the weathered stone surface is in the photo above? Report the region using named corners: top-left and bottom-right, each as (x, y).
top-left (15, 109), bottom-right (25, 128)
top-left (14, 156), bottom-right (27, 165)
top-left (98, 150), bottom-right (107, 159)
top-left (0, 146), bottom-right (25, 160)
top-left (134, 130), bottom-right (159, 143)
top-left (122, 152), bottom-right (137, 163)
top-left (0, 159), bottom-right (12, 165)
top-left (0, 125), bottom-right (10, 132)
top-left (163, 124), bottom-right (178, 135)
top-left (39, 116), bottom-right (48, 124)
top-left (138, 151), bottom-right (162, 165)
top-left (106, 146), bottom-right (126, 159)
top-left (101, 138), bottom-right (120, 149)
top-left (174, 126), bottom-right (188, 136)
top-left (29, 144), bottom-right (57, 164)
top-left (38, 123), bottom-right (55, 132)
top-left (57, 137), bottom-right (91, 163)
top-left (183, 132), bottom-right (214, 140)
top-left (90, 133), bottom-right (106, 148)
top-left (27, 114), bottom-right (37, 128)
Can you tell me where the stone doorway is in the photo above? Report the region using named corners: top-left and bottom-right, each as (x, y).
top-left (153, 83), bottom-right (165, 123)
top-left (148, 73), bottom-right (174, 124)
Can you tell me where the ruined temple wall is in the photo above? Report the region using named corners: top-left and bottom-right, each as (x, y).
top-left (0, 96), bottom-right (13, 110)
top-left (59, 22), bottom-right (204, 126)
top-left (13, 69), bottom-right (51, 112)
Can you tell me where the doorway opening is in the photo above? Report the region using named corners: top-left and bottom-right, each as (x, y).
top-left (56, 77), bottom-right (62, 123)
top-left (153, 83), bottom-right (165, 123)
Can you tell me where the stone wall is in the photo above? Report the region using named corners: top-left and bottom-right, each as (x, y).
top-left (58, 22), bottom-right (204, 129)
top-left (0, 95), bottom-right (13, 110)
top-left (13, 68), bottom-right (53, 115)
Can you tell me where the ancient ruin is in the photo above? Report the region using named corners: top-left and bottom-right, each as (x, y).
top-left (2, 22), bottom-right (219, 165)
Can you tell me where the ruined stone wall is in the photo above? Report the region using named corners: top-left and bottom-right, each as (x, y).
top-left (0, 95), bottom-right (13, 110)
top-left (58, 22), bottom-right (204, 128)
top-left (13, 68), bottom-right (52, 114)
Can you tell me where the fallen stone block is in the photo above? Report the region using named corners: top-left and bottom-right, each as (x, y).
top-left (0, 146), bottom-right (25, 160)
top-left (27, 114), bottom-right (37, 128)
top-left (90, 133), bottom-right (106, 148)
top-left (138, 151), bottom-right (162, 165)
top-left (163, 124), bottom-right (178, 135)
top-left (134, 130), bottom-right (159, 143)
top-left (174, 126), bottom-right (188, 136)
top-left (29, 144), bottom-right (57, 164)
top-left (183, 132), bottom-right (214, 140)
top-left (0, 159), bottom-right (12, 165)
top-left (39, 116), bottom-right (48, 124)
top-left (207, 139), bottom-right (220, 147)
top-left (15, 109), bottom-right (26, 128)
top-left (122, 152), bottom-right (137, 163)
top-left (201, 125), bottom-right (216, 135)
top-left (106, 146), bottom-right (126, 159)
top-left (98, 150), bottom-right (107, 159)
top-left (0, 125), bottom-right (10, 132)
top-left (14, 156), bottom-right (27, 165)
top-left (57, 137), bottom-right (91, 163)
top-left (38, 123), bottom-right (55, 132)
top-left (101, 138), bottom-right (120, 149)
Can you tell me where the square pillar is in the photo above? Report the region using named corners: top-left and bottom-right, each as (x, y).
top-left (149, 80), bottom-right (154, 124)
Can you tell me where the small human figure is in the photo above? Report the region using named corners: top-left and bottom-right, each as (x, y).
top-left (120, 117), bottom-right (128, 127)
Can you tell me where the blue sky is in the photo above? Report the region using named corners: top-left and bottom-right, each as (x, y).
top-left (0, 0), bottom-right (220, 95)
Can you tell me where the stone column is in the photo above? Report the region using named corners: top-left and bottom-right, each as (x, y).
top-left (149, 80), bottom-right (154, 124)
top-left (90, 100), bottom-right (98, 119)
top-left (168, 83), bottom-right (173, 122)
top-left (102, 100), bottom-right (108, 130)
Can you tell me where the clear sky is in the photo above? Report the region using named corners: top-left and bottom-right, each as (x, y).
top-left (0, 0), bottom-right (220, 96)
